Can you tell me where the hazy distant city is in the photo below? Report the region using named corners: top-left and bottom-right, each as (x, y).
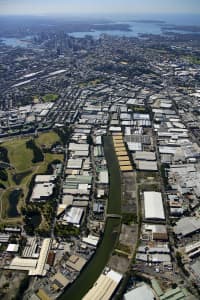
top-left (0, 1), bottom-right (200, 299)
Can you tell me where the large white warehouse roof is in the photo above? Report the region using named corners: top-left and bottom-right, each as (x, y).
top-left (144, 192), bottom-right (165, 220)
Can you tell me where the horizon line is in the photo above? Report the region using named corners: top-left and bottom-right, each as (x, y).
top-left (0, 12), bottom-right (200, 17)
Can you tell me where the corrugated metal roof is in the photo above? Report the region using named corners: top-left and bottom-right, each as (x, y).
top-left (144, 192), bottom-right (165, 220)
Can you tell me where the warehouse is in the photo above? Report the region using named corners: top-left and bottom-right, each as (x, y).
top-left (0, 234), bottom-right (10, 243)
top-left (144, 192), bottom-right (165, 221)
top-left (114, 146), bottom-right (126, 152)
top-left (134, 151), bottom-right (156, 161)
top-left (98, 170), bottom-right (109, 184)
top-left (109, 126), bottom-right (122, 132)
top-left (115, 151), bottom-right (127, 156)
top-left (35, 175), bottom-right (56, 183)
top-left (118, 156), bottom-right (130, 162)
top-left (31, 183), bottom-right (55, 202)
top-left (66, 255), bottom-right (86, 272)
top-left (136, 253), bottom-right (171, 263)
top-left (185, 241), bottom-right (200, 259)
top-left (113, 136), bottom-right (123, 141)
top-left (133, 113), bottom-right (150, 120)
top-left (113, 142), bottom-right (124, 147)
top-left (72, 150), bottom-right (89, 157)
top-left (119, 161), bottom-right (131, 167)
top-left (142, 224), bottom-right (168, 241)
top-left (174, 217), bottom-right (200, 238)
top-left (22, 237), bottom-right (38, 258)
top-left (136, 161), bottom-right (158, 171)
top-left (190, 260), bottom-right (200, 280)
top-left (8, 257), bottom-right (38, 272)
top-left (50, 272), bottom-right (69, 289)
top-left (68, 143), bottom-right (89, 152)
top-left (127, 142), bottom-right (142, 152)
top-left (6, 244), bottom-right (19, 253)
top-left (8, 238), bottom-right (51, 276)
top-left (83, 270), bottom-right (122, 300)
top-left (123, 283), bottom-right (155, 300)
top-left (62, 188), bottom-right (90, 196)
top-left (66, 158), bottom-right (83, 169)
top-left (63, 207), bottom-right (84, 226)
top-left (120, 165), bottom-right (133, 172)
top-left (82, 235), bottom-right (99, 247)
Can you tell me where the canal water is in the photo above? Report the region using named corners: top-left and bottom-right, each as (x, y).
top-left (59, 136), bottom-right (122, 299)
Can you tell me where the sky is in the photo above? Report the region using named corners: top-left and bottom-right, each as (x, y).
top-left (0, 0), bottom-right (200, 15)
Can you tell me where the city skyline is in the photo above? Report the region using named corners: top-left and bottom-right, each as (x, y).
top-left (0, 0), bottom-right (200, 15)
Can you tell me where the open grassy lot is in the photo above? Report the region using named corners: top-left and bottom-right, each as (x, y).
top-left (0, 131), bottom-right (64, 224)
top-left (42, 93), bottom-right (59, 102)
top-left (36, 153), bottom-right (63, 174)
top-left (35, 131), bottom-right (60, 149)
top-left (2, 138), bottom-right (33, 171)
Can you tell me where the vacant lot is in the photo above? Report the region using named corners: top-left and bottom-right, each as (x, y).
top-left (122, 172), bottom-right (137, 214)
top-left (108, 255), bottom-right (129, 274)
top-left (36, 131), bottom-right (60, 149)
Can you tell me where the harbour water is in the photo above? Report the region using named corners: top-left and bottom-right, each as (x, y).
top-left (0, 37), bottom-right (32, 47)
top-left (1, 14), bottom-right (200, 47)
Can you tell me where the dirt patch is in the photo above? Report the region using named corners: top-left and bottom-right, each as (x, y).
top-left (121, 172), bottom-right (137, 214)
top-left (119, 224), bottom-right (138, 246)
top-left (108, 255), bottom-right (130, 274)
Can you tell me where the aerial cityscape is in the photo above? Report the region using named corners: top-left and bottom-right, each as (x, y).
top-left (0, 1), bottom-right (200, 300)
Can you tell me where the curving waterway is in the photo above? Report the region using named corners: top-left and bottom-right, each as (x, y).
top-left (59, 136), bottom-right (122, 300)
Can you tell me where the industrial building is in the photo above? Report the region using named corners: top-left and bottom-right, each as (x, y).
top-left (83, 270), bottom-right (122, 300)
top-left (31, 183), bottom-right (55, 202)
top-left (66, 158), bottom-right (83, 170)
top-left (143, 192), bottom-right (165, 221)
top-left (134, 151), bottom-right (156, 161)
top-left (35, 175), bottom-right (56, 183)
top-left (141, 224), bottom-right (168, 241)
top-left (66, 255), bottom-right (86, 272)
top-left (63, 207), bottom-right (84, 226)
top-left (185, 241), bottom-right (200, 259)
top-left (50, 272), bottom-right (69, 289)
top-left (6, 244), bottom-right (19, 253)
top-left (82, 235), bottom-right (99, 247)
top-left (112, 134), bottom-right (133, 172)
top-left (136, 161), bottom-right (158, 171)
top-left (8, 238), bottom-right (51, 276)
top-left (98, 170), bottom-right (109, 184)
top-left (174, 217), bottom-right (200, 238)
top-left (123, 283), bottom-right (155, 300)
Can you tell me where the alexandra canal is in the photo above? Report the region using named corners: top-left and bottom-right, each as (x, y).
top-left (59, 136), bottom-right (122, 300)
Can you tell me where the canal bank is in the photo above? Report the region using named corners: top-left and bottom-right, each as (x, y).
top-left (59, 136), bottom-right (122, 300)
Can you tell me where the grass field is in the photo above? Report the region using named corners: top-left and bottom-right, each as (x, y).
top-left (42, 93), bottom-right (59, 102)
top-left (0, 131), bottom-right (64, 224)
top-left (36, 131), bottom-right (60, 149)
top-left (2, 138), bottom-right (33, 171)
